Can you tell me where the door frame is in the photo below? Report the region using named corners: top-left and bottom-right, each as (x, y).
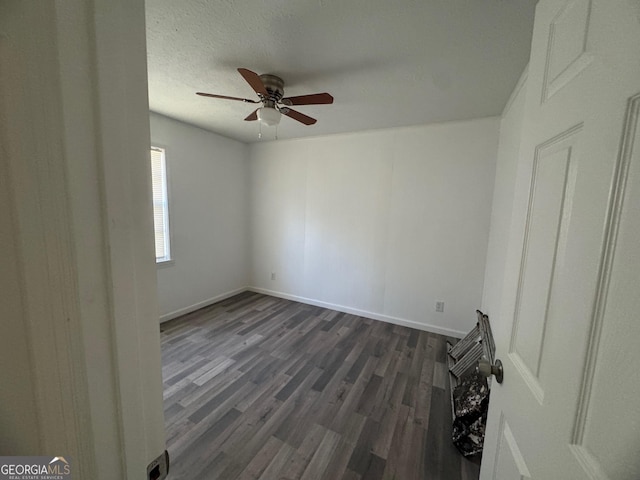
top-left (0, 0), bottom-right (165, 477)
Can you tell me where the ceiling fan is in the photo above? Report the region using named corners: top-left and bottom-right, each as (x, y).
top-left (196, 68), bottom-right (333, 126)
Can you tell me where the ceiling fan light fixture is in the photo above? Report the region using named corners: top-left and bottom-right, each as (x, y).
top-left (257, 107), bottom-right (281, 126)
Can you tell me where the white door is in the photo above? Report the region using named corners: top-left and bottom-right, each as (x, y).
top-left (480, 1), bottom-right (640, 479)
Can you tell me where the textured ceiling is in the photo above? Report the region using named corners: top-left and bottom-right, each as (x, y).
top-left (146, 0), bottom-right (535, 144)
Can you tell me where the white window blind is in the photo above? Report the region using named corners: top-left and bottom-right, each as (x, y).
top-left (151, 146), bottom-right (171, 263)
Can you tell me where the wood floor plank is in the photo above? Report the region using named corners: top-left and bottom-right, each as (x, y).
top-left (461, 456), bottom-right (482, 480)
top-left (424, 386), bottom-right (462, 479)
top-left (361, 453), bottom-right (386, 480)
top-left (320, 436), bottom-right (358, 480)
top-left (236, 435), bottom-right (288, 480)
top-left (170, 407), bottom-right (242, 478)
top-left (273, 387), bottom-right (321, 446)
top-left (371, 371), bottom-right (407, 459)
top-left (278, 423), bottom-right (327, 479)
top-left (381, 404), bottom-right (411, 480)
top-left (257, 441), bottom-right (296, 480)
top-left (329, 357), bottom-right (377, 434)
top-left (299, 428), bottom-right (342, 480)
top-left (161, 292), bottom-right (480, 480)
top-left (347, 417), bottom-right (381, 475)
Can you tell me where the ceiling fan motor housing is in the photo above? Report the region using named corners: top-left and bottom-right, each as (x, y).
top-left (259, 74), bottom-right (285, 106)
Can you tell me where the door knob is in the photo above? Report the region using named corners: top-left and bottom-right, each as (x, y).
top-left (477, 358), bottom-right (504, 384)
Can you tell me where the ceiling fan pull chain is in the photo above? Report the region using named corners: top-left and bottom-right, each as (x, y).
top-left (275, 123), bottom-right (278, 141)
top-left (258, 121), bottom-right (262, 140)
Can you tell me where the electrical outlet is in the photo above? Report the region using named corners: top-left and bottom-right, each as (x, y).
top-left (271, 272), bottom-right (276, 280)
top-left (435, 301), bottom-right (445, 313)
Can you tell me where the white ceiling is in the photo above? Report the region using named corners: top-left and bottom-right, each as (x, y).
top-left (146, 0), bottom-right (535, 144)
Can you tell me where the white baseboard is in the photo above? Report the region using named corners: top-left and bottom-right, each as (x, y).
top-left (159, 287), bottom-right (248, 323)
top-left (247, 286), bottom-right (465, 338)
top-left (160, 286), bottom-right (467, 338)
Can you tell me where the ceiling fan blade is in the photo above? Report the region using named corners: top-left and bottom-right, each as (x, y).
top-left (244, 109), bottom-right (259, 121)
top-left (196, 92), bottom-right (259, 103)
top-left (281, 93), bottom-right (334, 106)
top-left (283, 108), bottom-right (317, 125)
top-left (237, 68), bottom-right (268, 97)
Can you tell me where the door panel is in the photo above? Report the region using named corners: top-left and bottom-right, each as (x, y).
top-left (542, 0), bottom-right (593, 102)
top-left (570, 94), bottom-right (640, 480)
top-left (481, 1), bottom-right (640, 479)
top-left (510, 125), bottom-right (581, 403)
top-left (492, 415), bottom-right (531, 480)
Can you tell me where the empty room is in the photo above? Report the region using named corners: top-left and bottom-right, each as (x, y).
top-left (147, 0), bottom-right (530, 478)
top-left (2, 1), bottom-right (639, 480)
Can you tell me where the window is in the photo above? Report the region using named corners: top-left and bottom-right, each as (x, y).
top-left (151, 146), bottom-right (171, 263)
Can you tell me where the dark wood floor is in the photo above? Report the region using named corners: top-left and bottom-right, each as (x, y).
top-left (161, 292), bottom-right (480, 480)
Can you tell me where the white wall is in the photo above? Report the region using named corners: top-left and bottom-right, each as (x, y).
top-left (481, 69), bottom-right (528, 322)
top-left (150, 113), bottom-right (250, 321)
top-left (249, 118), bottom-right (500, 337)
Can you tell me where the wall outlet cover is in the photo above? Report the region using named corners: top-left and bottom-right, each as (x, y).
top-left (147, 450), bottom-right (169, 480)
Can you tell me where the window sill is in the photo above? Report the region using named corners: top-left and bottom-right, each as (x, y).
top-left (156, 259), bottom-right (174, 269)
